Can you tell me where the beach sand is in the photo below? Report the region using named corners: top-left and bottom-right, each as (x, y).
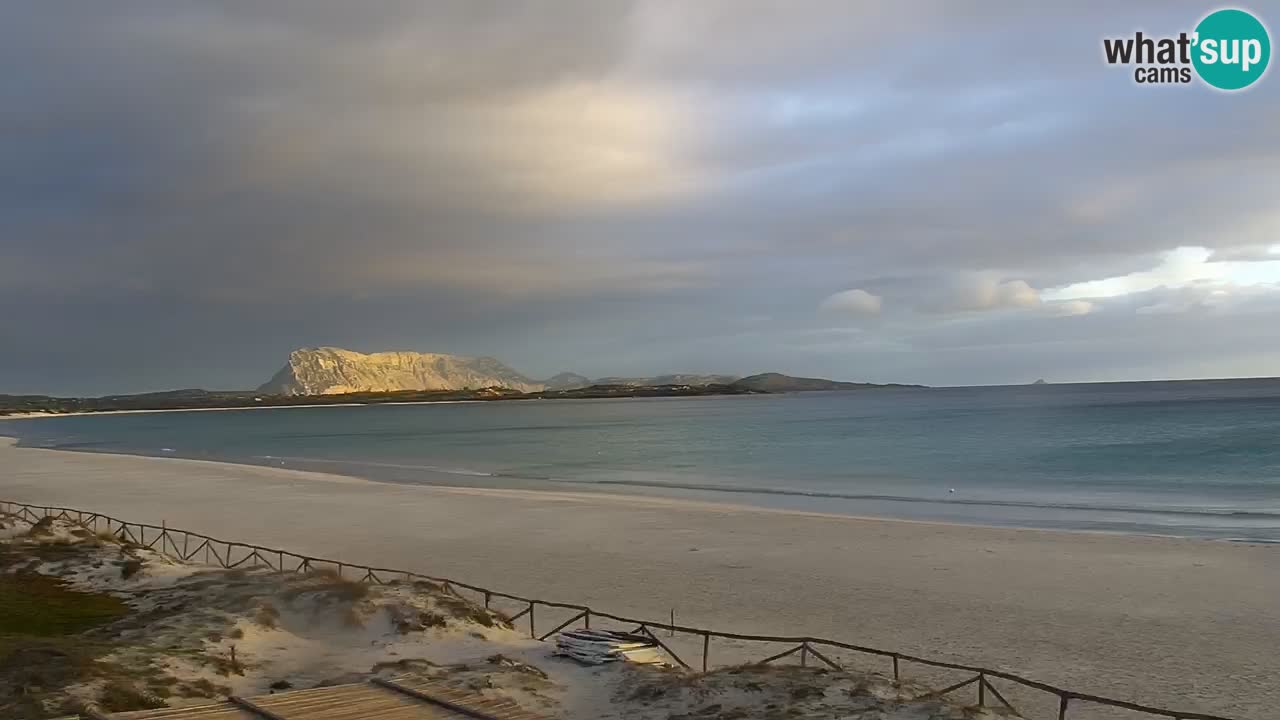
top-left (2, 437), bottom-right (1277, 719)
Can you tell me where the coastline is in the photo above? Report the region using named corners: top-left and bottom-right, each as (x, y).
top-left (2, 436), bottom-right (1277, 719)
top-left (0, 399), bottom-right (493, 420)
top-left (5, 430), bottom-right (1274, 543)
top-left (0, 435), bottom-right (1213, 543)
top-left (8, 434), bottom-right (1276, 545)
top-left (7, 426), bottom-right (1278, 544)
top-left (0, 383), bottom-right (770, 421)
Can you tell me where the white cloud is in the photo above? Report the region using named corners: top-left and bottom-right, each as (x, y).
top-left (820, 288), bottom-right (882, 316)
top-left (1045, 246), bottom-right (1280, 302)
top-left (1125, 283), bottom-right (1280, 316)
top-left (1047, 300), bottom-right (1094, 316)
top-left (917, 275), bottom-right (1041, 314)
top-left (1207, 245), bottom-right (1280, 263)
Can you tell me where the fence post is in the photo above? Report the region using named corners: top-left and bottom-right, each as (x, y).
top-left (528, 603), bottom-right (536, 638)
top-left (978, 673), bottom-right (985, 706)
top-left (1058, 695), bottom-right (1069, 720)
top-left (892, 655), bottom-right (900, 682)
top-left (800, 644), bottom-right (808, 667)
top-left (584, 609), bottom-right (591, 629)
top-left (161, 521), bottom-right (167, 556)
top-left (702, 633), bottom-right (710, 673)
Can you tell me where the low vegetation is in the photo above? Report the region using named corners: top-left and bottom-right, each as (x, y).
top-left (0, 572), bottom-right (128, 637)
top-left (0, 512), bottom-right (521, 718)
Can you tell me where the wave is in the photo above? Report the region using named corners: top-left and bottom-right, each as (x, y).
top-left (553, 477), bottom-right (1280, 520)
top-left (256, 455), bottom-right (496, 477)
top-left (252, 454), bottom-right (1280, 522)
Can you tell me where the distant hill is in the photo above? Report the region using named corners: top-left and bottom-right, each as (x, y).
top-left (730, 373), bottom-right (924, 392)
top-left (1, 349), bottom-right (923, 416)
top-left (541, 372), bottom-right (592, 390)
top-left (0, 389), bottom-right (260, 416)
top-left (592, 374), bottom-right (740, 388)
top-left (0, 384), bottom-right (761, 417)
top-left (97, 389), bottom-right (256, 402)
top-left (254, 349), bottom-right (923, 397)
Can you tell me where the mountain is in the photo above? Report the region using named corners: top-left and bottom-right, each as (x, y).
top-left (541, 372), bottom-right (593, 390)
top-left (97, 389), bottom-right (256, 402)
top-left (258, 347), bottom-right (544, 395)
top-left (730, 372), bottom-right (922, 392)
top-left (538, 373), bottom-right (739, 390)
top-left (253, 348), bottom-right (920, 397)
top-left (592, 374), bottom-right (740, 387)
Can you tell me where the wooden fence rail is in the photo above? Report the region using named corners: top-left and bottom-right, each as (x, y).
top-left (1, 499), bottom-right (1238, 720)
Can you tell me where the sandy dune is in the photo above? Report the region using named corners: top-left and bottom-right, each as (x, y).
top-left (2, 437), bottom-right (1277, 719)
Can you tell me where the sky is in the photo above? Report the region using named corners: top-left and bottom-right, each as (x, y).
top-left (2, 1), bottom-right (1279, 395)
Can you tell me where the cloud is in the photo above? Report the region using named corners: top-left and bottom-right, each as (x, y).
top-left (1045, 246), bottom-right (1280, 303)
top-left (1207, 245), bottom-right (1279, 263)
top-left (4, 2), bottom-right (1280, 393)
top-left (1127, 283), bottom-right (1280, 316)
top-left (820, 288), bottom-right (882, 317)
top-left (1047, 300), bottom-right (1095, 316)
top-left (917, 276), bottom-right (1041, 314)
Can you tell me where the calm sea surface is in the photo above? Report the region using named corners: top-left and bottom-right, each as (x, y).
top-left (5, 380), bottom-right (1280, 541)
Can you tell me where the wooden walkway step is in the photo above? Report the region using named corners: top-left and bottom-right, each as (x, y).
top-left (94, 676), bottom-right (553, 720)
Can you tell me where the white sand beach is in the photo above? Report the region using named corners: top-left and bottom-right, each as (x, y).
top-left (2, 437), bottom-right (1277, 719)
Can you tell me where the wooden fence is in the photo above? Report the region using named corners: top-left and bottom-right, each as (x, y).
top-left (1, 499), bottom-right (1239, 720)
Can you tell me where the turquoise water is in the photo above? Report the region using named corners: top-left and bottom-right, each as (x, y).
top-left (5, 380), bottom-right (1280, 541)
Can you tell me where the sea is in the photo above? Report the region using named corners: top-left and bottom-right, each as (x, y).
top-left (4, 379), bottom-right (1280, 542)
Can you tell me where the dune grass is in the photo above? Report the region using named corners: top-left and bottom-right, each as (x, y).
top-left (0, 572), bottom-right (130, 718)
top-left (0, 572), bottom-right (128, 638)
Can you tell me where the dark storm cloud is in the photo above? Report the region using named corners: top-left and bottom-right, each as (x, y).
top-left (2, 1), bottom-right (1278, 394)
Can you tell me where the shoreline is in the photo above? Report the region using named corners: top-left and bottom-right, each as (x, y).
top-left (0, 393), bottom-right (754, 421)
top-left (6, 436), bottom-right (1276, 546)
top-left (11, 435), bottom-right (1269, 550)
top-left (10, 430), bottom-right (1280, 543)
top-left (0, 390), bottom-right (770, 421)
top-left (0, 384), bottom-right (776, 421)
top-left (0, 399), bottom-right (495, 420)
top-left (2, 437), bottom-right (1278, 718)
top-left (0, 436), bottom-right (1152, 541)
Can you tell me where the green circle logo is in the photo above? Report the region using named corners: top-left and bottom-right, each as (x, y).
top-left (1193, 9), bottom-right (1271, 90)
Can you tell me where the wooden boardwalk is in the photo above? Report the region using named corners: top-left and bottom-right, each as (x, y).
top-left (79, 676), bottom-right (552, 720)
